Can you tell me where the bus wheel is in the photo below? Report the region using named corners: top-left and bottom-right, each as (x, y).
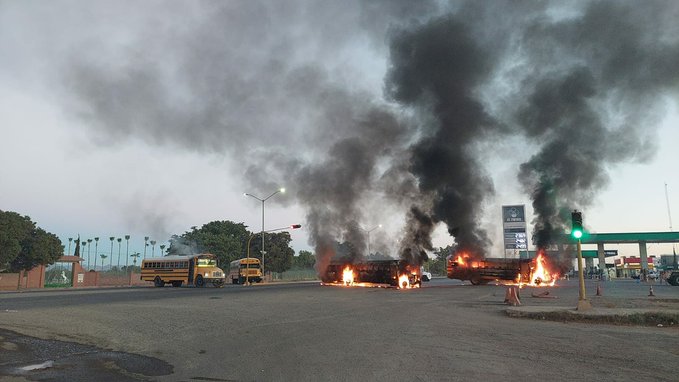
top-left (238, 277), bottom-right (245, 285)
top-left (195, 275), bottom-right (205, 287)
top-left (171, 281), bottom-right (182, 287)
top-left (232, 278), bottom-right (238, 285)
top-left (212, 279), bottom-right (224, 288)
top-left (154, 277), bottom-right (165, 287)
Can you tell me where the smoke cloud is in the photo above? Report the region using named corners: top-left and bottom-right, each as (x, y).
top-left (56, 1), bottom-right (679, 274)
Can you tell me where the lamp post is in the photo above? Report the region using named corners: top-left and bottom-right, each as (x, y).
top-left (244, 188), bottom-right (285, 278)
top-left (93, 237), bottom-right (99, 271)
top-left (365, 224), bottom-right (382, 257)
top-left (245, 224), bottom-right (301, 285)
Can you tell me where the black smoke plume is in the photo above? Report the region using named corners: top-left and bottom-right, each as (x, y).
top-left (385, 15), bottom-right (498, 260)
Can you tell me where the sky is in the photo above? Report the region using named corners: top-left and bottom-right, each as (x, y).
top-left (1, 0), bottom-right (678, 265)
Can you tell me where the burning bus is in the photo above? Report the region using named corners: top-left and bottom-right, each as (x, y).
top-left (447, 252), bottom-right (558, 286)
top-left (321, 260), bottom-right (422, 289)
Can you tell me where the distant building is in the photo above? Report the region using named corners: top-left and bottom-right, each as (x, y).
top-left (614, 256), bottom-right (657, 278)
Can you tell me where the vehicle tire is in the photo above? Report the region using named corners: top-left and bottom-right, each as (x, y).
top-left (195, 275), bottom-right (205, 287)
top-left (669, 274), bottom-right (679, 286)
top-left (171, 281), bottom-right (182, 287)
top-left (154, 276), bottom-right (164, 287)
top-left (469, 275), bottom-right (482, 285)
top-left (212, 279), bottom-right (224, 288)
top-left (232, 278), bottom-right (238, 285)
top-left (422, 275), bottom-right (430, 282)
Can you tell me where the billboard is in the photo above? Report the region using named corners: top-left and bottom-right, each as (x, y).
top-left (502, 205), bottom-right (527, 250)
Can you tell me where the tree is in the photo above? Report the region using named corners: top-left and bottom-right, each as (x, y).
top-left (426, 245), bottom-right (454, 276)
top-left (0, 210), bottom-right (63, 272)
top-left (249, 231), bottom-right (295, 274)
top-left (168, 221), bottom-right (251, 267)
top-left (292, 250), bottom-right (315, 269)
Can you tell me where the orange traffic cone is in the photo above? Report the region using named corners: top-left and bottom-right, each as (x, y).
top-left (649, 286), bottom-right (655, 297)
top-left (506, 287), bottom-right (521, 306)
top-left (595, 283), bottom-right (602, 296)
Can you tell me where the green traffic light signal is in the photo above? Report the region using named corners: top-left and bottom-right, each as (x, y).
top-left (571, 210), bottom-right (583, 239)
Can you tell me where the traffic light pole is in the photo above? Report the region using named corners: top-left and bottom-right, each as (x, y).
top-left (576, 238), bottom-right (592, 311)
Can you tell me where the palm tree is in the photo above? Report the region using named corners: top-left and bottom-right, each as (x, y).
top-left (93, 237), bottom-right (99, 270)
top-left (116, 238), bottom-right (122, 270)
top-left (67, 237), bottom-right (73, 257)
top-left (109, 237), bottom-right (115, 271)
top-left (150, 240), bottom-right (157, 257)
top-left (160, 244), bottom-right (166, 257)
top-left (81, 240), bottom-right (87, 262)
top-left (143, 236), bottom-right (149, 259)
top-left (100, 254), bottom-right (108, 271)
top-left (87, 238), bottom-right (93, 269)
top-left (131, 252), bottom-right (141, 272)
top-left (124, 235), bottom-right (131, 271)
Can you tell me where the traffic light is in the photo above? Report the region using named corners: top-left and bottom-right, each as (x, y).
top-left (290, 224), bottom-right (302, 229)
top-left (571, 210), bottom-right (583, 239)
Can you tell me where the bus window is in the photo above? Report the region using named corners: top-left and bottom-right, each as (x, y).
top-left (197, 258), bottom-right (217, 267)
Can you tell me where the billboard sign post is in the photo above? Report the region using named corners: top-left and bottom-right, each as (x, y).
top-left (502, 205), bottom-right (528, 257)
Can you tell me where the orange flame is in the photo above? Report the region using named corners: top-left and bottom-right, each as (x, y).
top-left (342, 266), bottom-right (354, 285)
top-left (398, 274), bottom-right (410, 289)
top-left (528, 253), bottom-right (558, 287)
top-left (455, 254), bottom-right (468, 265)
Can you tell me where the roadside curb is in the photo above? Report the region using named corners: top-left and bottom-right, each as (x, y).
top-left (506, 306), bottom-right (679, 326)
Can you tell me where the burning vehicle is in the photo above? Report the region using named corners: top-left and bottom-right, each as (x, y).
top-left (447, 252), bottom-right (558, 286)
top-left (321, 260), bottom-right (421, 289)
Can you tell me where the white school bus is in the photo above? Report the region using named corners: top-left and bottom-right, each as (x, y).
top-left (141, 253), bottom-right (225, 287)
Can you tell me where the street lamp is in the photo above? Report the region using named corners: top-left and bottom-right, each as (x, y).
top-left (244, 187), bottom-right (285, 278)
top-left (365, 224), bottom-right (382, 257)
top-left (245, 224), bottom-right (301, 285)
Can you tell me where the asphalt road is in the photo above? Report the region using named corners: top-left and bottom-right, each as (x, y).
top-left (1, 279), bottom-right (678, 381)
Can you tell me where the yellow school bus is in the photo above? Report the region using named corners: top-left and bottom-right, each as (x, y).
top-left (141, 253), bottom-right (225, 287)
top-left (229, 258), bottom-right (263, 284)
